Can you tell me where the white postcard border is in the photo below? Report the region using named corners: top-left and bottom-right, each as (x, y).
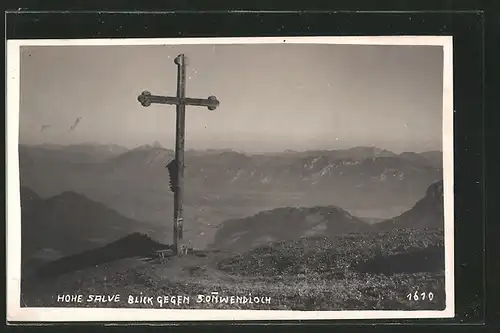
top-left (6, 36), bottom-right (454, 322)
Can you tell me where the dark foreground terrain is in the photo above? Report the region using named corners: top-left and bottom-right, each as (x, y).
top-left (21, 229), bottom-right (445, 311)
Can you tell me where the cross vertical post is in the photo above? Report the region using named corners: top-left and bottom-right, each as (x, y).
top-left (173, 54), bottom-right (186, 256)
top-left (137, 53), bottom-right (219, 256)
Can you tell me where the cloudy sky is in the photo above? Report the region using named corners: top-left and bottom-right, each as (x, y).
top-left (19, 42), bottom-right (444, 153)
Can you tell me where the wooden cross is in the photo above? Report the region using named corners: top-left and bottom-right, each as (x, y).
top-left (137, 54), bottom-right (220, 256)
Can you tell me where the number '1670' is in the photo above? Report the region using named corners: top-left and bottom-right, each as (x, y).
top-left (407, 291), bottom-right (434, 301)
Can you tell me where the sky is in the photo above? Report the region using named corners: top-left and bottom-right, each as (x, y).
top-left (18, 42), bottom-right (444, 153)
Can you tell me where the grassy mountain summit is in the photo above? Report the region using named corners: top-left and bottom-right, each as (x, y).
top-left (21, 227), bottom-right (445, 311)
top-left (212, 206), bottom-right (373, 251)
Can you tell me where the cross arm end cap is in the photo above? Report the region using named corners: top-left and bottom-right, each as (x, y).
top-left (137, 91), bottom-right (152, 107)
top-left (207, 95), bottom-right (219, 111)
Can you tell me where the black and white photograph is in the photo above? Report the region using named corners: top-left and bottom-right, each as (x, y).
top-left (6, 36), bottom-right (454, 322)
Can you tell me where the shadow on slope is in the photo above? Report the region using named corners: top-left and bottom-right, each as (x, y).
top-left (355, 245), bottom-right (444, 275)
top-left (21, 186), bottom-right (41, 203)
top-left (29, 232), bottom-right (168, 281)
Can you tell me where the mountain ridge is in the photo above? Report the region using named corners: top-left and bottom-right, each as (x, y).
top-left (211, 205), bottom-right (373, 251)
top-left (19, 143), bottom-right (442, 159)
top-left (377, 180), bottom-right (444, 230)
top-left (212, 180), bottom-right (444, 251)
top-left (20, 187), bottom-right (164, 276)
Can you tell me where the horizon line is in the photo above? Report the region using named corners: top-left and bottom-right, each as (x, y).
top-left (18, 141), bottom-right (443, 155)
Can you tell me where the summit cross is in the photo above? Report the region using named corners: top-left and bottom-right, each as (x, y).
top-left (137, 54), bottom-right (220, 256)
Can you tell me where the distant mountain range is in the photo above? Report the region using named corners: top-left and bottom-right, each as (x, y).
top-left (19, 143), bottom-right (443, 231)
top-left (20, 143), bottom-right (129, 163)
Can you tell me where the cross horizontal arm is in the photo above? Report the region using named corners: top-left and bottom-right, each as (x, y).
top-left (138, 91), bottom-right (219, 111)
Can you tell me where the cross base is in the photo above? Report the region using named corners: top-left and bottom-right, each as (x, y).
top-left (154, 246), bottom-right (200, 259)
